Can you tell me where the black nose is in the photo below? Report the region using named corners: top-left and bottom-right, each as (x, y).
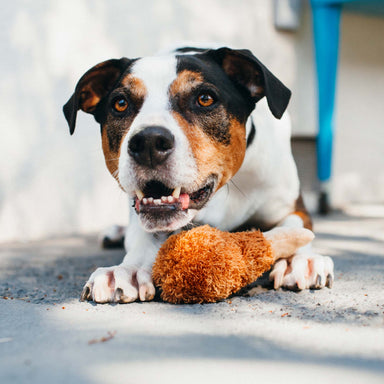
top-left (128, 126), bottom-right (175, 168)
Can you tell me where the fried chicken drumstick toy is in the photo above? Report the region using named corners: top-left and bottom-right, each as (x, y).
top-left (153, 225), bottom-right (314, 304)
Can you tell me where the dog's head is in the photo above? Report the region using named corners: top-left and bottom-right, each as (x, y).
top-left (63, 47), bottom-right (290, 232)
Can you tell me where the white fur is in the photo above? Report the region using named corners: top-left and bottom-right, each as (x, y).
top-left (270, 251), bottom-right (334, 290)
top-left (117, 55), bottom-right (202, 232)
top-left (270, 213), bottom-right (334, 289)
top-left (84, 211), bottom-right (163, 303)
top-left (119, 55), bottom-right (197, 193)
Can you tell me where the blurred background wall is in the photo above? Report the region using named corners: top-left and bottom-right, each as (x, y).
top-left (0, 0), bottom-right (383, 241)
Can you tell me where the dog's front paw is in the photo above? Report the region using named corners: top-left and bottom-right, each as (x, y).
top-left (80, 265), bottom-right (155, 303)
top-left (269, 253), bottom-right (334, 290)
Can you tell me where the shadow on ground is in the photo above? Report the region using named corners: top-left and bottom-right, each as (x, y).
top-left (0, 235), bottom-right (124, 304)
top-left (1, 210), bottom-right (384, 383)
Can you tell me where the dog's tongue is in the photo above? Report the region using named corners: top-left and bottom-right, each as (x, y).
top-left (179, 193), bottom-right (190, 210)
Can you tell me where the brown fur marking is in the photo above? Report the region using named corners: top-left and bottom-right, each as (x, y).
top-left (172, 112), bottom-right (246, 190)
top-left (120, 74), bottom-right (147, 101)
top-left (169, 70), bottom-right (204, 95)
top-left (293, 194), bottom-right (313, 230)
top-left (101, 128), bottom-right (120, 179)
top-left (80, 88), bottom-right (100, 113)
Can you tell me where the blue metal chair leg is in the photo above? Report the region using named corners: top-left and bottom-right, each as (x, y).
top-left (311, 1), bottom-right (342, 214)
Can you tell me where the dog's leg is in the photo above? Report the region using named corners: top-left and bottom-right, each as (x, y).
top-left (98, 225), bottom-right (126, 249)
top-left (269, 207), bottom-right (334, 290)
top-left (81, 211), bottom-right (166, 303)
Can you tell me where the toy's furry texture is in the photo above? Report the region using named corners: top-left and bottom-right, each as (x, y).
top-left (153, 225), bottom-right (275, 304)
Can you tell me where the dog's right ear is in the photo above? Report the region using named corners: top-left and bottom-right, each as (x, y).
top-left (63, 58), bottom-right (132, 135)
top-left (204, 48), bottom-right (291, 119)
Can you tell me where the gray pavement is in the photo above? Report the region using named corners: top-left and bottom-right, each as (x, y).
top-left (1, 205), bottom-right (384, 384)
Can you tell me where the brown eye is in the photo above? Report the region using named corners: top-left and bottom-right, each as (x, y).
top-left (113, 97), bottom-right (128, 112)
top-left (197, 93), bottom-right (214, 107)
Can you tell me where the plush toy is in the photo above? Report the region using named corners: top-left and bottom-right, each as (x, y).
top-left (152, 225), bottom-right (314, 304)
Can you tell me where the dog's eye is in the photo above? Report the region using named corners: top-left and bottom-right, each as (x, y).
top-left (197, 93), bottom-right (215, 107)
top-left (113, 97), bottom-right (128, 112)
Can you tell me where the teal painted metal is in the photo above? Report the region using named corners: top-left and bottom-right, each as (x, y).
top-left (311, 0), bottom-right (384, 184)
top-left (311, 1), bottom-right (341, 182)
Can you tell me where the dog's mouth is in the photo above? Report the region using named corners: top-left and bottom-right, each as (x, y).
top-left (133, 177), bottom-right (216, 216)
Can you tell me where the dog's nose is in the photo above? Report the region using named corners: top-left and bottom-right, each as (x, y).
top-left (128, 126), bottom-right (175, 168)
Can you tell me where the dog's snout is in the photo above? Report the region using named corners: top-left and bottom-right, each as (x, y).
top-left (128, 126), bottom-right (175, 168)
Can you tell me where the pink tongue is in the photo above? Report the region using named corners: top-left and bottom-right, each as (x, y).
top-left (179, 193), bottom-right (190, 210)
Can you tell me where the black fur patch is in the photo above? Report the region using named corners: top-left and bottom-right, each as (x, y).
top-left (63, 58), bottom-right (136, 135)
top-left (176, 55), bottom-right (254, 122)
top-left (173, 55), bottom-right (253, 145)
top-left (174, 47), bottom-right (209, 54)
top-left (246, 117), bottom-right (256, 148)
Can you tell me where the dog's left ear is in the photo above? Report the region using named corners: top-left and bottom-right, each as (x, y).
top-left (63, 57), bottom-right (132, 135)
top-left (206, 48), bottom-right (291, 119)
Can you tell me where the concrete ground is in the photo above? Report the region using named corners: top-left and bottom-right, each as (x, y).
top-left (1, 205), bottom-right (384, 384)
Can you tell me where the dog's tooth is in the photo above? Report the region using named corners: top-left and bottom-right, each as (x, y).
top-left (161, 196), bottom-right (167, 202)
top-left (167, 196), bottom-right (174, 203)
top-left (148, 197), bottom-right (154, 203)
top-left (172, 186), bottom-right (181, 199)
top-left (143, 198), bottom-right (148, 205)
top-left (154, 199), bottom-right (161, 205)
top-left (135, 189), bottom-right (144, 200)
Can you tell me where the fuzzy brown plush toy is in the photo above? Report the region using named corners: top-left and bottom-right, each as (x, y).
top-left (152, 225), bottom-right (314, 304)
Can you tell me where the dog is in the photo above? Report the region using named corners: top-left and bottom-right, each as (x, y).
top-left (63, 46), bottom-right (334, 303)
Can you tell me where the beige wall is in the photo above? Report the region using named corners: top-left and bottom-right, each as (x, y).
top-left (333, 12), bottom-right (384, 206)
top-left (0, 0), bottom-right (383, 241)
